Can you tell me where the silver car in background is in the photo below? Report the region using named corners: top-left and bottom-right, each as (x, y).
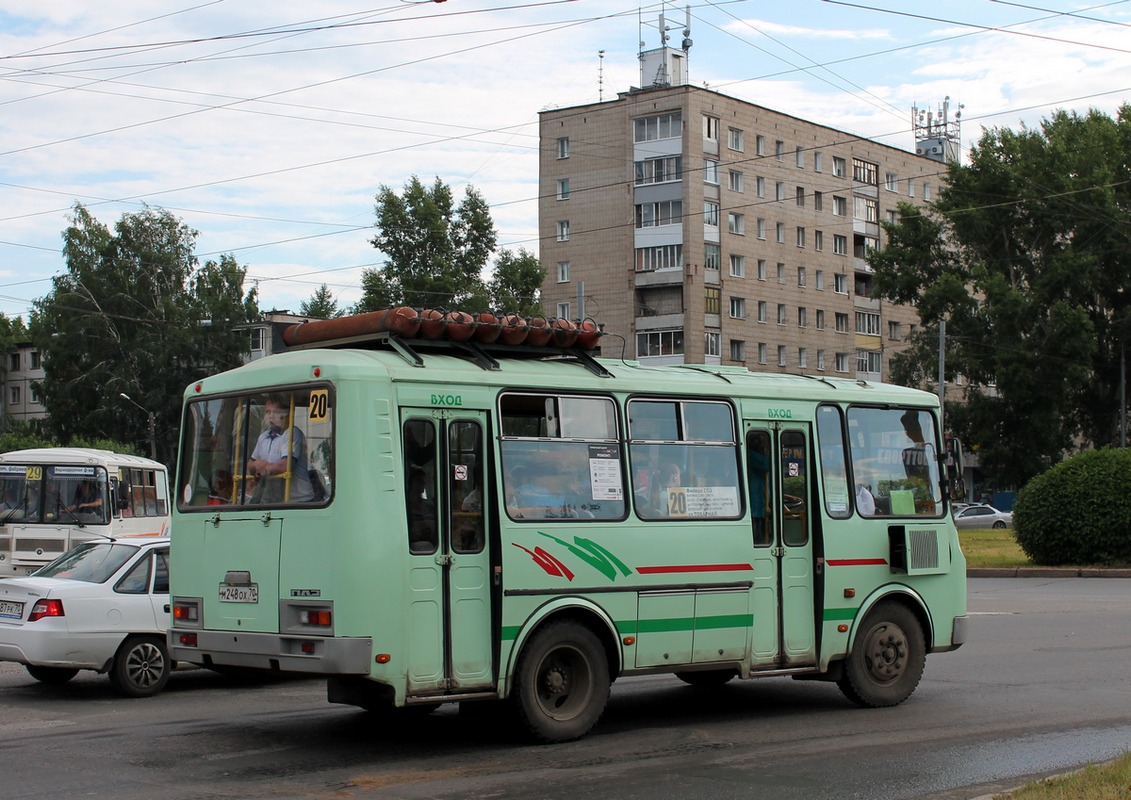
top-left (953, 504), bottom-right (1013, 529)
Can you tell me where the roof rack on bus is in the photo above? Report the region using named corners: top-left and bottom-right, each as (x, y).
top-left (281, 307), bottom-right (613, 378)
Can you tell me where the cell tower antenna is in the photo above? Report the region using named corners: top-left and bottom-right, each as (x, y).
top-left (598, 50), bottom-right (605, 101)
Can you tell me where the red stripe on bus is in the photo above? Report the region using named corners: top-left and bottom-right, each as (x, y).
top-left (826, 558), bottom-right (888, 566)
top-left (636, 563), bottom-right (754, 574)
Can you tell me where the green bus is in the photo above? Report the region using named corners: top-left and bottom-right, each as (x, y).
top-left (169, 322), bottom-right (967, 743)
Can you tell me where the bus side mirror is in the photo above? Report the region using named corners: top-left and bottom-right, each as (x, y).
top-left (945, 438), bottom-right (966, 502)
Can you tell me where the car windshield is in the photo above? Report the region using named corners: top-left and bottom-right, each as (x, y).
top-left (34, 541), bottom-right (140, 583)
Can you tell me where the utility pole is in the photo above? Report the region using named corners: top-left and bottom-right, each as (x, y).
top-left (120, 393), bottom-right (157, 460)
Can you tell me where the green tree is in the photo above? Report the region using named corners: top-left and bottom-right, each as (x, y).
top-left (300, 283), bottom-right (343, 319)
top-left (488, 248), bottom-right (545, 316)
top-left (357, 176), bottom-right (496, 312)
top-left (869, 106), bottom-right (1131, 488)
top-left (31, 203), bottom-right (259, 466)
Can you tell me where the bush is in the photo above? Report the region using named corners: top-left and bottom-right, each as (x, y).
top-left (1013, 448), bottom-right (1131, 565)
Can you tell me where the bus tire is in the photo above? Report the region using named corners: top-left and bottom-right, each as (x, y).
top-left (512, 620), bottom-right (610, 743)
top-left (675, 669), bottom-right (738, 687)
top-left (109, 635), bottom-right (171, 698)
top-left (26, 665), bottom-right (79, 685)
top-left (837, 601), bottom-right (925, 708)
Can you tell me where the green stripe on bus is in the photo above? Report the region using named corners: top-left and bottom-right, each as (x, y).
top-left (823, 607), bottom-right (858, 622)
top-left (501, 614), bottom-right (754, 642)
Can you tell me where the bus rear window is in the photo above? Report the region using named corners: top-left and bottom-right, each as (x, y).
top-left (178, 387), bottom-right (333, 510)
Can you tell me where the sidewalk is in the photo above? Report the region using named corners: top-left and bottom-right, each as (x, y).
top-left (968, 566), bottom-right (1131, 578)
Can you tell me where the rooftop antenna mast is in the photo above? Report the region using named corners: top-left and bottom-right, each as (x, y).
top-left (598, 50), bottom-right (605, 101)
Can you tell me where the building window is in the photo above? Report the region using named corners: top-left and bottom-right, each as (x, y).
top-left (924, 183), bottom-right (932, 201)
top-left (814, 152), bottom-right (824, 172)
top-left (30, 387), bottom-right (40, 404)
top-left (888, 321), bottom-right (901, 340)
top-left (635, 201), bottom-right (682, 227)
top-left (556, 178), bottom-right (570, 200)
top-left (855, 196), bottom-right (879, 223)
top-left (776, 222), bottom-right (785, 243)
top-left (835, 352), bottom-right (850, 373)
top-left (704, 158), bottom-right (719, 185)
top-left (635, 155), bottom-right (682, 185)
top-left (728, 213), bottom-right (745, 235)
top-left (834, 273), bottom-right (849, 294)
top-left (634, 111), bottom-right (682, 142)
top-left (816, 309), bottom-right (825, 330)
top-left (852, 158), bottom-right (878, 186)
top-left (857, 349), bottom-right (882, 374)
top-left (635, 244), bottom-right (683, 271)
top-left (729, 170), bottom-right (744, 192)
top-left (777, 262), bottom-right (786, 284)
top-left (887, 209), bottom-right (898, 224)
top-left (30, 351), bottom-right (40, 369)
top-left (636, 329), bottom-right (684, 357)
top-left (908, 178), bottom-right (916, 198)
top-left (885, 172), bottom-right (898, 192)
top-left (728, 127), bottom-right (744, 151)
top-left (777, 304), bottom-right (787, 325)
top-left (704, 201), bottom-right (720, 227)
top-left (856, 311), bottom-right (881, 336)
top-left (249, 327), bottom-right (264, 351)
top-left (730, 339), bottom-right (745, 361)
top-left (815, 269), bottom-right (824, 290)
top-left (557, 220), bottom-right (570, 241)
top-left (775, 181), bottom-right (785, 201)
top-left (705, 243), bottom-right (721, 271)
top-left (757, 301), bottom-right (768, 322)
top-left (814, 230), bottom-right (824, 251)
top-left (557, 261), bottom-right (570, 283)
top-left (817, 350), bottom-right (826, 370)
top-left (756, 135), bottom-right (765, 155)
top-left (730, 297), bottom-right (746, 319)
top-left (798, 267), bottom-right (807, 287)
top-left (798, 307), bottom-right (807, 327)
top-left (757, 218), bottom-right (766, 239)
top-left (796, 186), bottom-right (805, 206)
top-left (757, 259), bottom-right (767, 280)
top-left (813, 191), bottom-right (823, 211)
top-left (796, 227), bottom-right (806, 247)
top-left (756, 176), bottom-right (765, 197)
top-left (835, 312), bottom-right (849, 333)
top-left (833, 195), bottom-right (847, 216)
top-left (9, 386), bottom-right (19, 405)
top-left (730, 254), bottom-right (745, 278)
top-left (833, 235), bottom-right (848, 255)
top-left (705, 332), bottom-right (721, 357)
top-left (705, 286), bottom-right (721, 315)
top-left (758, 343), bottom-right (767, 364)
top-left (557, 137), bottom-right (569, 159)
top-left (557, 302), bottom-right (571, 319)
top-left (775, 140), bottom-right (785, 160)
top-left (795, 146), bottom-right (804, 168)
top-left (703, 115), bottom-right (720, 141)
top-left (9, 353), bottom-right (18, 371)
top-left (833, 156), bottom-right (847, 177)
top-left (778, 345), bottom-right (787, 367)
top-left (799, 347), bottom-right (808, 368)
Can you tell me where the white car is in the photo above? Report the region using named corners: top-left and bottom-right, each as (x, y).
top-left (953, 504), bottom-right (1013, 530)
top-left (0, 535), bottom-right (172, 697)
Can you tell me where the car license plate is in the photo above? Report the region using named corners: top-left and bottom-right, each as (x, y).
top-left (0, 600), bottom-right (24, 619)
top-left (218, 585), bottom-right (258, 603)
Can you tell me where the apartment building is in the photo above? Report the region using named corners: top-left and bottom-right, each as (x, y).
top-left (3, 341), bottom-right (45, 423)
top-left (539, 56), bottom-right (945, 380)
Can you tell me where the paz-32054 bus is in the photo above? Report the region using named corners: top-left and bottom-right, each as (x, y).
top-left (169, 311), bottom-right (966, 743)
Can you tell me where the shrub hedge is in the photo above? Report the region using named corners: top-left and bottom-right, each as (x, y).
top-left (1013, 448), bottom-right (1131, 565)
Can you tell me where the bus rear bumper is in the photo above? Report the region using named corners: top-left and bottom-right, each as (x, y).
top-left (170, 628), bottom-right (372, 675)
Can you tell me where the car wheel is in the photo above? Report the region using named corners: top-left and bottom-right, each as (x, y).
top-left (108, 635), bottom-right (171, 697)
top-left (837, 601), bottom-right (926, 708)
top-left (512, 620), bottom-right (610, 743)
top-left (26, 664), bottom-right (79, 685)
top-left (993, 520), bottom-right (1007, 529)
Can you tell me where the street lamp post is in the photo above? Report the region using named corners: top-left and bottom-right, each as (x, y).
top-left (119, 393), bottom-right (157, 460)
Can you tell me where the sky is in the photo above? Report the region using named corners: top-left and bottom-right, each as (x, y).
top-left (1, 0), bottom-right (1129, 321)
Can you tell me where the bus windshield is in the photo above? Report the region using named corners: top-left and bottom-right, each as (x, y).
top-left (0, 464), bottom-right (109, 525)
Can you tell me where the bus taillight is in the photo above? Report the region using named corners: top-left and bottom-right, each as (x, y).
top-left (172, 600), bottom-right (200, 625)
top-left (178, 632), bottom-right (198, 647)
top-left (299, 609), bottom-right (332, 627)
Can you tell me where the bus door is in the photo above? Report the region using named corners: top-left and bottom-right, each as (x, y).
top-left (402, 411), bottom-right (493, 695)
top-left (745, 424), bottom-right (816, 668)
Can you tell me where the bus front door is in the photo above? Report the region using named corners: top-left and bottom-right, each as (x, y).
top-left (746, 425), bottom-right (817, 669)
top-left (403, 411), bottom-right (494, 696)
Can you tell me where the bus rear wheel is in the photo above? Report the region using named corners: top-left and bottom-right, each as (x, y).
top-left (512, 620), bottom-right (610, 743)
top-left (837, 601), bottom-right (925, 708)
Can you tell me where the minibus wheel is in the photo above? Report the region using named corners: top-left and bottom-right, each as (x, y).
top-left (837, 601), bottom-right (925, 707)
top-left (512, 620), bottom-right (610, 743)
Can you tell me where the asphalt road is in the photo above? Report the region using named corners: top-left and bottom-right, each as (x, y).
top-left (1, 577), bottom-right (1129, 800)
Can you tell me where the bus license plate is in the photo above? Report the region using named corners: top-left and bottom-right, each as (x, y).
top-left (0, 600), bottom-right (24, 619)
top-left (219, 585), bottom-right (258, 603)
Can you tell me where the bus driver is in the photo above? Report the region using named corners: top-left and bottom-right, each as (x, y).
top-left (247, 396), bottom-right (315, 503)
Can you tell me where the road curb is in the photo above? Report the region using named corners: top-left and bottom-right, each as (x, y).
top-left (968, 567), bottom-right (1131, 578)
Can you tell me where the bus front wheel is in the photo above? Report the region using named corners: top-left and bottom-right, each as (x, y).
top-left (837, 601), bottom-right (925, 708)
top-left (512, 620), bottom-right (610, 743)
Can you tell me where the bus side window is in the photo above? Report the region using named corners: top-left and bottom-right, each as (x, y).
top-left (747, 430), bottom-right (772, 546)
top-left (404, 419), bottom-right (438, 554)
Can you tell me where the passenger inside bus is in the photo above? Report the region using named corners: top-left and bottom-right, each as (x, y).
top-left (640, 462), bottom-right (681, 518)
top-left (407, 467), bottom-right (437, 552)
top-left (247, 396), bottom-right (315, 503)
